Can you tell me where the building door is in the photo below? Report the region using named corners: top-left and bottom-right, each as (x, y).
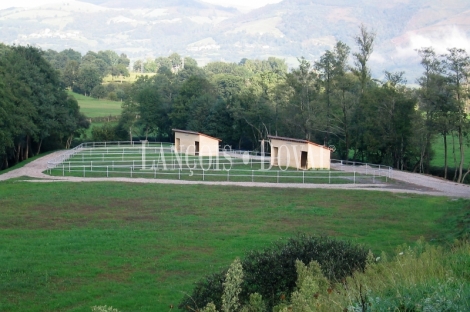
top-left (273, 147), bottom-right (279, 166)
top-left (301, 151), bottom-right (308, 169)
top-left (195, 141), bottom-right (200, 155)
top-left (175, 138), bottom-right (180, 153)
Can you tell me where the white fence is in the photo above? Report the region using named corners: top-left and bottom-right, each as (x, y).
top-left (46, 141), bottom-right (393, 184)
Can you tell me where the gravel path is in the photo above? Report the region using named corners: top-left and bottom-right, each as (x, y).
top-left (1, 151), bottom-right (469, 198)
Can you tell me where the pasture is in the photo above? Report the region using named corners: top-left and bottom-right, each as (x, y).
top-left (68, 91), bottom-right (122, 118)
top-left (0, 179), bottom-right (468, 311)
top-left (431, 134), bottom-right (470, 168)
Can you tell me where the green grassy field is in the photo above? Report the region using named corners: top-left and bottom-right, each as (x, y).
top-left (68, 91), bottom-right (122, 118)
top-left (0, 180), bottom-right (468, 311)
top-left (431, 134), bottom-right (470, 168)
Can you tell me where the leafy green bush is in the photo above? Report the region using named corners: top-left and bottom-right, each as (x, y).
top-left (179, 234), bottom-right (368, 311)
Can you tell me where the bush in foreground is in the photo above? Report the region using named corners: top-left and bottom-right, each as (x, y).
top-left (179, 234), bottom-right (368, 311)
top-left (196, 239), bottom-right (470, 312)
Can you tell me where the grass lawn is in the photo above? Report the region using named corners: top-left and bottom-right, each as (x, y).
top-left (0, 181), bottom-right (468, 311)
top-left (431, 134), bottom-right (470, 168)
top-left (68, 91), bottom-right (122, 118)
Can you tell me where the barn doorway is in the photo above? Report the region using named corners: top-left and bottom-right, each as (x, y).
top-left (195, 141), bottom-right (200, 155)
top-left (301, 151), bottom-right (308, 169)
top-left (175, 138), bottom-right (180, 153)
top-left (273, 147), bottom-right (279, 166)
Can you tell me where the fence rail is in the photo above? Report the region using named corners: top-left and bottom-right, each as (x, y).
top-left (46, 141), bottom-right (393, 183)
top-left (47, 164), bottom-right (389, 184)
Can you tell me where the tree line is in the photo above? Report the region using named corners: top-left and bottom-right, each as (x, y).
top-left (94, 26), bottom-right (469, 182)
top-left (0, 45), bottom-right (89, 170)
top-left (43, 48), bottom-right (131, 99)
top-left (1, 25), bottom-right (469, 182)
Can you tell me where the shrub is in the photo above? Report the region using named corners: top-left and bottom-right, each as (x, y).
top-left (91, 122), bottom-right (118, 141)
top-left (107, 92), bottom-right (117, 101)
top-left (179, 234), bottom-right (368, 311)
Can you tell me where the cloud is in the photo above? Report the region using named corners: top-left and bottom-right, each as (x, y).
top-left (394, 26), bottom-right (470, 59)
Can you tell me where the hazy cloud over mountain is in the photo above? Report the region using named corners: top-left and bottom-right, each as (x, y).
top-left (1, 0), bottom-right (469, 81)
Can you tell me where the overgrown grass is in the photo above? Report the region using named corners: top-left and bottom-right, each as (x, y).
top-left (68, 91), bottom-right (122, 118)
top-left (272, 240), bottom-right (470, 312)
top-left (0, 181), bottom-right (468, 311)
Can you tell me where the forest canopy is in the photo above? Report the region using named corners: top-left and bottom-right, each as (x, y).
top-left (0, 44), bottom-right (89, 170)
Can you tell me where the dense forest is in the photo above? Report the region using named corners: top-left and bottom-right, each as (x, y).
top-left (0, 44), bottom-right (89, 170)
top-left (1, 26), bottom-right (469, 182)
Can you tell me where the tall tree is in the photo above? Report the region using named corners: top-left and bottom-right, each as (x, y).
top-left (77, 65), bottom-right (102, 96)
top-left (443, 48), bottom-right (470, 183)
top-left (352, 24), bottom-right (375, 94)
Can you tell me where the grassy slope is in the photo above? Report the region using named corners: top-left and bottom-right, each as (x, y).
top-left (68, 91), bottom-right (122, 118)
top-left (0, 181), bottom-right (468, 311)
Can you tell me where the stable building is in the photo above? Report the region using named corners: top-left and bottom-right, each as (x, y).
top-left (268, 135), bottom-right (331, 170)
top-left (173, 129), bottom-right (221, 156)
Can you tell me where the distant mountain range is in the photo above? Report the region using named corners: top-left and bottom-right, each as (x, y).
top-left (1, 0), bottom-right (470, 81)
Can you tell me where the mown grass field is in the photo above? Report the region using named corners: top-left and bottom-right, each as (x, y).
top-left (68, 91), bottom-right (122, 118)
top-left (431, 134), bottom-right (470, 168)
top-left (0, 180), bottom-right (468, 311)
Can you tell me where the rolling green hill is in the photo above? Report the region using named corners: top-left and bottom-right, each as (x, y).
top-left (68, 91), bottom-right (122, 118)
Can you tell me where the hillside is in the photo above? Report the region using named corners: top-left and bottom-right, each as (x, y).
top-left (1, 0), bottom-right (470, 80)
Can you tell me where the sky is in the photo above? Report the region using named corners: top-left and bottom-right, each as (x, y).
top-left (0, 0), bottom-right (282, 10)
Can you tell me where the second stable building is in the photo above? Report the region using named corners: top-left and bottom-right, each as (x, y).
top-left (268, 135), bottom-right (331, 170)
top-left (173, 129), bottom-right (221, 156)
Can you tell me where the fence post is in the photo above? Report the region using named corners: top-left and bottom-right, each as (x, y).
top-left (69, 162), bottom-right (70, 173)
top-left (91, 161), bottom-right (93, 172)
top-left (203, 170), bottom-right (205, 181)
top-left (227, 170), bottom-right (229, 182)
top-left (329, 170), bottom-right (331, 184)
top-left (354, 170), bottom-right (356, 184)
top-left (131, 167), bottom-right (133, 178)
top-left (62, 164), bottom-right (64, 176)
top-left (179, 168), bottom-right (181, 180)
top-left (133, 160), bottom-right (135, 171)
top-left (83, 166), bottom-right (85, 177)
top-left (107, 166), bottom-right (109, 178)
top-left (252, 170), bottom-right (254, 182)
